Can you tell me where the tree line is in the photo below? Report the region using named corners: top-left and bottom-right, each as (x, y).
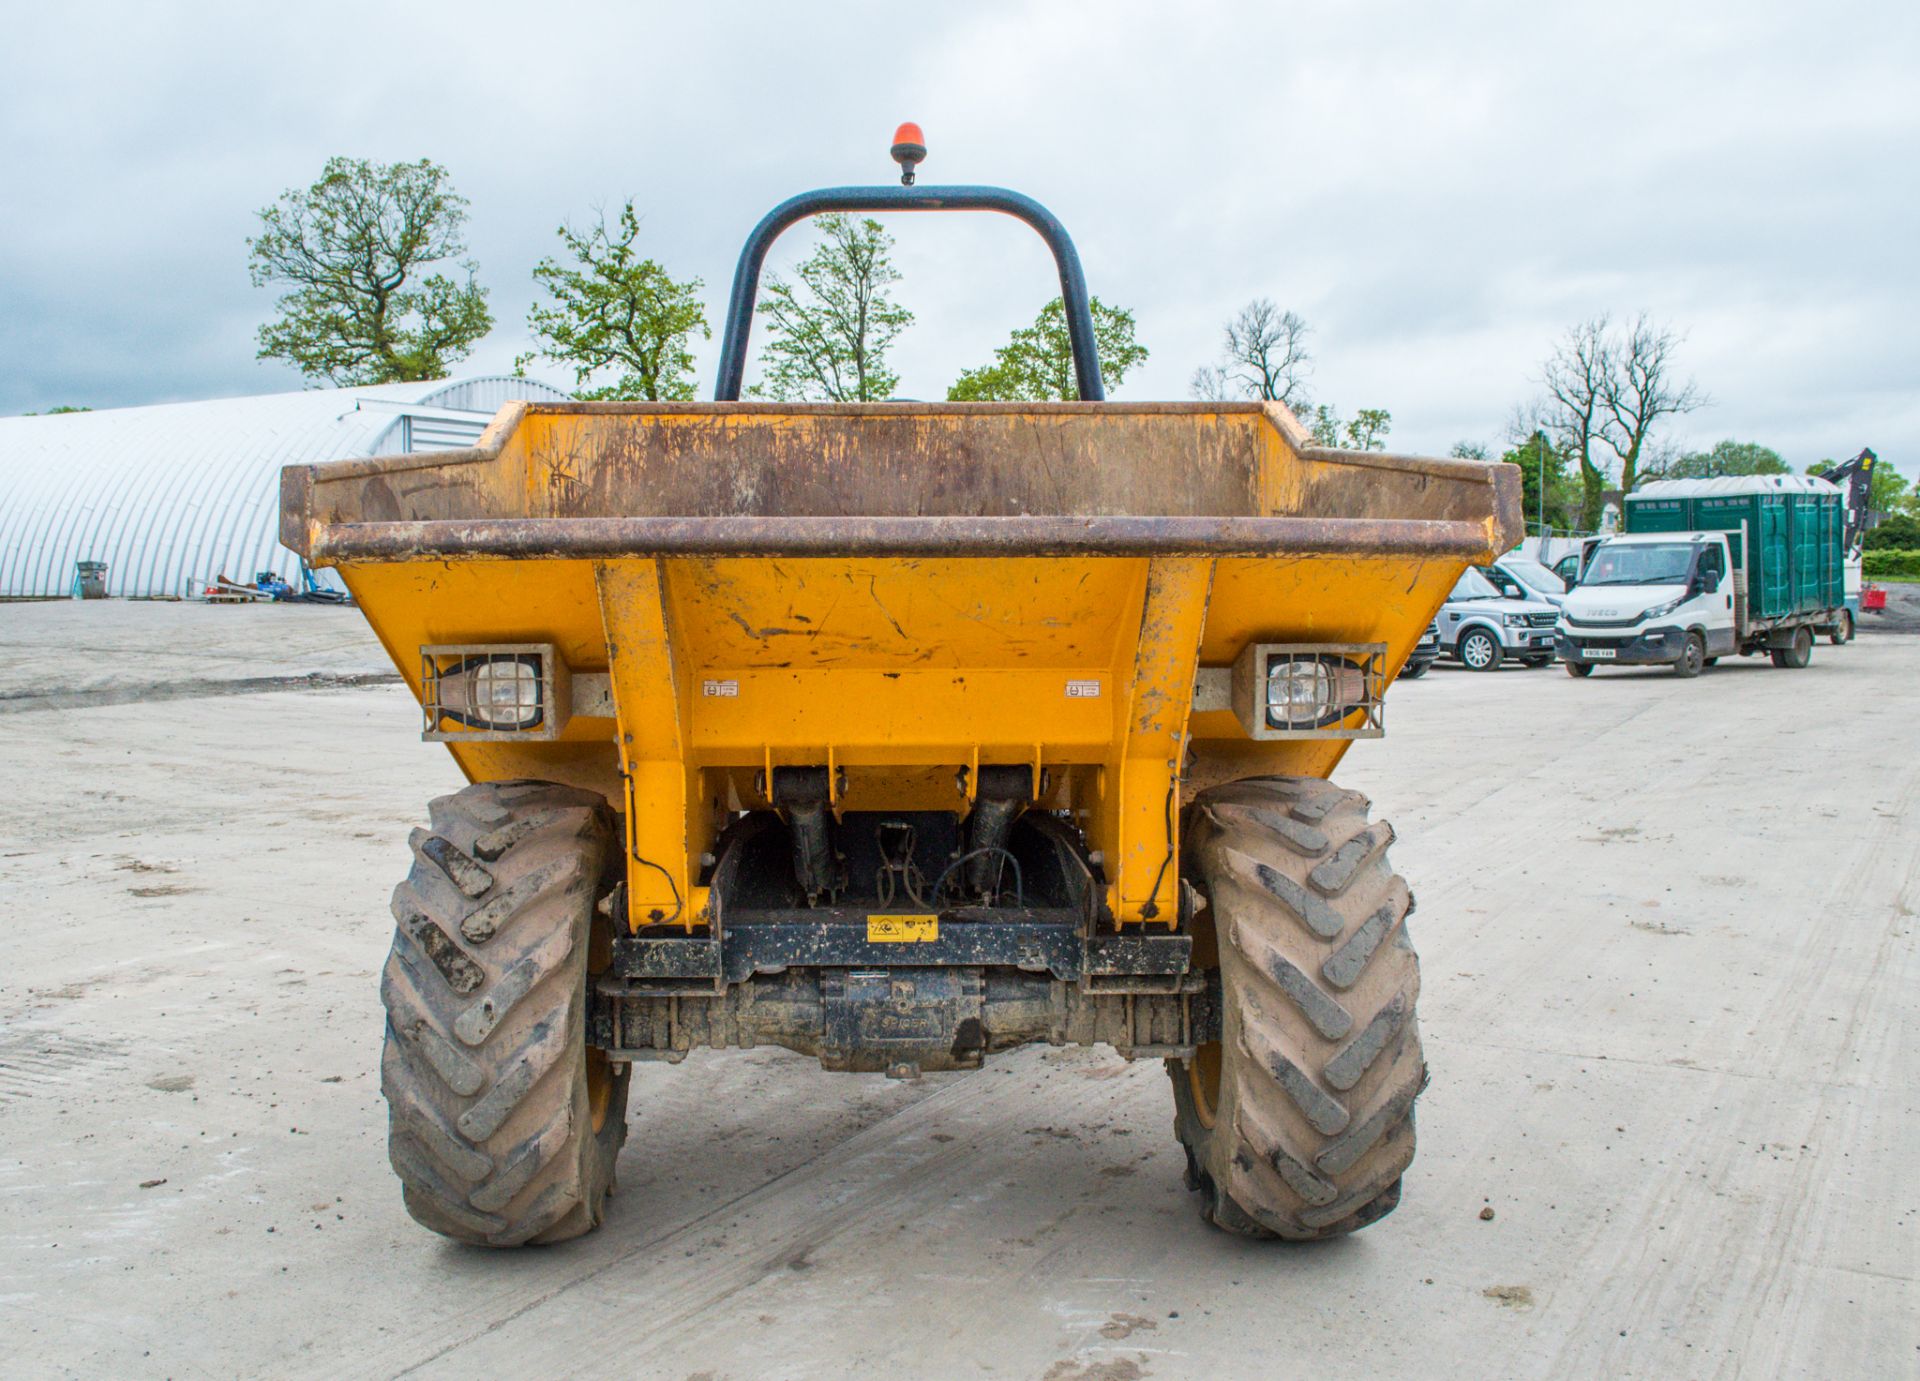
top-left (242, 157), bottom-right (1915, 529)
top-left (245, 156), bottom-right (1148, 405)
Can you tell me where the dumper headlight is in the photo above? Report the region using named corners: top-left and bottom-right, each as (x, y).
top-left (441, 655), bottom-right (543, 729)
top-left (1198, 643), bottom-right (1386, 741)
top-left (1265, 656), bottom-right (1366, 730)
top-left (420, 644), bottom-right (572, 741)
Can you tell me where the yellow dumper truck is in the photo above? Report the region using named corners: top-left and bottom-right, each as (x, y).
top-left (282, 148), bottom-right (1520, 1247)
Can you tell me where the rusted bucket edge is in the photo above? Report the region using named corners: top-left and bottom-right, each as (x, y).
top-left (308, 515), bottom-right (1500, 564)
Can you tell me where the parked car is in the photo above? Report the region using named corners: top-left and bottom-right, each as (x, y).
top-left (1437, 568), bottom-right (1560, 670)
top-left (1402, 621), bottom-right (1440, 678)
top-left (1486, 553), bottom-right (1570, 608)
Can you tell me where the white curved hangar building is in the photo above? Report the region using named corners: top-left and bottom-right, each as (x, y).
top-left (0, 376), bottom-right (568, 599)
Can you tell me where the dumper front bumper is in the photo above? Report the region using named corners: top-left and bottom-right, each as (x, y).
top-left (1556, 626), bottom-right (1685, 666)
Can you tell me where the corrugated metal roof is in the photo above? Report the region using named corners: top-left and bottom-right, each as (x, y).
top-left (0, 376), bottom-right (567, 598)
top-left (1632, 474), bottom-right (1840, 500)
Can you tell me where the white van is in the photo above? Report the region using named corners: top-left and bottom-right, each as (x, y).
top-left (1557, 528), bottom-right (1840, 677)
top-left (1557, 532), bottom-right (1735, 677)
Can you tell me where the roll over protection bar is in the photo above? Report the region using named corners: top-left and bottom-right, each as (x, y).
top-left (714, 184), bottom-right (1107, 403)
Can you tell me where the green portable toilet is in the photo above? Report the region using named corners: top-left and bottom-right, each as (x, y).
top-left (1625, 475), bottom-right (1844, 622)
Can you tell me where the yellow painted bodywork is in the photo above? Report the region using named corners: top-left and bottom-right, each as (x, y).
top-left (294, 402), bottom-right (1521, 935)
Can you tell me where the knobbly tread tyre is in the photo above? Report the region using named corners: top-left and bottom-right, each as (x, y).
top-left (1168, 776), bottom-right (1424, 1240)
top-left (381, 779), bottom-right (628, 1246)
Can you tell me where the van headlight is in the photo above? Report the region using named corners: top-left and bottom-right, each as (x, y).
top-left (1642, 595), bottom-right (1685, 620)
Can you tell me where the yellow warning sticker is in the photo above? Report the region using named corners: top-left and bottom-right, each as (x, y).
top-left (867, 914), bottom-right (939, 943)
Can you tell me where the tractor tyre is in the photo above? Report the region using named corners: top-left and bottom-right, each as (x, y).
top-left (1830, 611), bottom-right (1853, 645)
top-left (1168, 776), bottom-right (1424, 1240)
top-left (380, 780), bottom-right (629, 1246)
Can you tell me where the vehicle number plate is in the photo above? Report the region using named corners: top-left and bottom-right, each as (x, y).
top-left (868, 915), bottom-right (938, 943)
top-left (1586, 647), bottom-right (1616, 660)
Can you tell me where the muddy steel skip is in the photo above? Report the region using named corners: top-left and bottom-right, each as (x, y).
top-left (282, 131), bottom-right (1522, 1246)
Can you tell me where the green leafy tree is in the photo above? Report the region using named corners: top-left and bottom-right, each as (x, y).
top-left (948, 297), bottom-right (1148, 401)
top-left (1343, 408), bottom-right (1392, 451)
top-left (24, 405), bottom-right (90, 415)
top-left (248, 157), bottom-right (492, 384)
top-left (516, 200), bottom-right (707, 400)
top-left (1863, 513), bottom-right (1920, 550)
top-left (1285, 401), bottom-right (1390, 449)
top-left (1302, 404), bottom-right (1343, 446)
top-left (754, 215), bottom-right (911, 401)
top-left (1660, 439), bottom-right (1787, 480)
top-left (1504, 430), bottom-right (1579, 533)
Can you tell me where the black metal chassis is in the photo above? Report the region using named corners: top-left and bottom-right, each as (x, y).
top-left (589, 812), bottom-right (1218, 1076)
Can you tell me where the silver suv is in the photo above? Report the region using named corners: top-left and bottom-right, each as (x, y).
top-left (1437, 568), bottom-right (1559, 671)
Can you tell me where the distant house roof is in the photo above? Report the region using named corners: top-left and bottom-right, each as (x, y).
top-left (0, 375), bottom-right (568, 598)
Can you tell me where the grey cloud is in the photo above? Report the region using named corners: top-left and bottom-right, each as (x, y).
top-left (1, 0), bottom-right (1913, 481)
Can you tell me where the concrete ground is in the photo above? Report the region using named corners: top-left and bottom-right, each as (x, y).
top-left (0, 601), bottom-right (1914, 1380)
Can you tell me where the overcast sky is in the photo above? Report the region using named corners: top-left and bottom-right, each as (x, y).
top-left (2, 0), bottom-right (1915, 481)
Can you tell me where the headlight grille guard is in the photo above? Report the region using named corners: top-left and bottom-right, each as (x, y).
top-left (1194, 642), bottom-right (1387, 741)
top-left (421, 643), bottom-right (571, 742)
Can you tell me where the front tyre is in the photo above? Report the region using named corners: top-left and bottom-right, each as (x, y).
top-left (1830, 611), bottom-right (1853, 645)
top-left (1674, 632), bottom-right (1706, 678)
top-left (1566, 659), bottom-right (1595, 678)
top-left (1459, 627), bottom-right (1501, 672)
top-left (1168, 777), bottom-right (1424, 1240)
top-left (381, 780), bottom-right (629, 1246)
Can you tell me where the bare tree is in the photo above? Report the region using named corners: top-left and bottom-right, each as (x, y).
top-left (1538, 314), bottom-right (1707, 527)
top-left (1189, 364), bottom-right (1231, 401)
top-left (1600, 314), bottom-right (1706, 494)
top-left (1540, 316), bottom-right (1615, 531)
top-left (1220, 299), bottom-right (1313, 407)
top-left (1504, 398), bottom-right (1555, 450)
